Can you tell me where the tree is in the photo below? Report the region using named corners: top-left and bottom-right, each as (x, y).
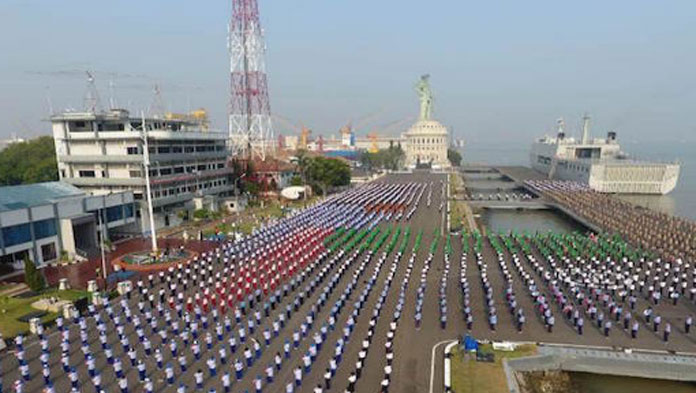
top-left (0, 136), bottom-right (58, 185)
top-left (307, 156), bottom-right (350, 195)
top-left (24, 259), bottom-right (45, 292)
top-left (447, 148), bottom-right (462, 167)
top-left (294, 149), bottom-right (312, 185)
top-left (359, 145), bottom-right (404, 171)
top-left (289, 175), bottom-right (303, 187)
top-left (193, 209), bottom-right (212, 220)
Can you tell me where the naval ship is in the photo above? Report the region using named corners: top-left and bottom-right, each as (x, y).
top-left (530, 115), bottom-right (680, 194)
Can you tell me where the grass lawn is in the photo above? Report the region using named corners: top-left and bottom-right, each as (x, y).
top-left (450, 344), bottom-right (537, 393)
top-left (0, 289), bottom-right (89, 338)
top-left (448, 173), bottom-right (467, 231)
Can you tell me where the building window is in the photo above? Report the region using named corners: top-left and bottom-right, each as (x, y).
top-left (157, 147), bottom-right (171, 154)
top-left (124, 203), bottom-right (134, 218)
top-left (79, 170), bottom-right (96, 178)
top-left (69, 121), bottom-right (93, 132)
top-left (129, 170), bottom-right (141, 178)
top-left (2, 223), bottom-right (31, 247)
top-left (33, 219), bottom-right (57, 239)
top-left (160, 168), bottom-right (172, 176)
top-left (106, 206), bottom-right (123, 222)
top-left (174, 166), bottom-right (184, 174)
top-left (99, 122), bottom-right (125, 132)
top-left (41, 243), bottom-right (57, 262)
top-left (127, 146), bottom-right (140, 155)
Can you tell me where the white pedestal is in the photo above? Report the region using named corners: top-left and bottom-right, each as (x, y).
top-left (91, 292), bottom-right (102, 306)
top-left (62, 304), bottom-right (77, 319)
top-left (58, 278), bottom-right (70, 291)
top-left (29, 318), bottom-right (41, 335)
top-left (87, 280), bottom-right (98, 293)
top-left (117, 281), bottom-right (132, 295)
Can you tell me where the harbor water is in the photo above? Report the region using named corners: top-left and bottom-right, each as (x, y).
top-left (480, 208), bottom-right (586, 234)
top-left (569, 372), bottom-right (696, 393)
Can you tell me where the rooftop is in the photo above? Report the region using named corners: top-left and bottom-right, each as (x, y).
top-left (0, 182), bottom-right (85, 212)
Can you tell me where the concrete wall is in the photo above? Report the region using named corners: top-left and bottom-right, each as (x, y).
top-left (505, 349), bottom-right (696, 393)
top-left (0, 209), bottom-right (29, 227)
top-left (59, 219), bottom-right (76, 256)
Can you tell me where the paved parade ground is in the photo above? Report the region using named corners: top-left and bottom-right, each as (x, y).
top-left (1, 171), bottom-right (695, 393)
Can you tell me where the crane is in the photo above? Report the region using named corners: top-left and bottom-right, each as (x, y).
top-left (339, 108), bottom-right (385, 145)
top-left (300, 125), bottom-right (312, 150)
top-left (366, 132), bottom-right (379, 153)
top-left (273, 114), bottom-right (312, 151)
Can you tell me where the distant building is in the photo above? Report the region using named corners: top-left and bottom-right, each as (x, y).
top-left (403, 120), bottom-right (450, 169)
top-left (0, 182), bottom-right (134, 267)
top-left (51, 109), bottom-right (236, 233)
top-left (404, 75), bottom-right (450, 169)
top-left (0, 135), bottom-right (25, 151)
top-left (253, 158), bottom-right (298, 190)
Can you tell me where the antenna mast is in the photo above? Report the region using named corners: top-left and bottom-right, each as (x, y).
top-left (581, 113), bottom-right (591, 144)
top-left (228, 0), bottom-right (274, 160)
top-left (83, 71), bottom-right (102, 113)
top-left (148, 84), bottom-right (166, 119)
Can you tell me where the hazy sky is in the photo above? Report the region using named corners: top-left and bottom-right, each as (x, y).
top-left (1, 0), bottom-right (695, 145)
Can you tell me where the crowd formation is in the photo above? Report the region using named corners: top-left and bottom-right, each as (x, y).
top-left (527, 180), bottom-right (696, 262)
top-left (0, 180), bottom-right (431, 393)
top-left (2, 175), bottom-right (695, 393)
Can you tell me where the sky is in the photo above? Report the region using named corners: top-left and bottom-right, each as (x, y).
top-left (1, 0), bottom-right (695, 147)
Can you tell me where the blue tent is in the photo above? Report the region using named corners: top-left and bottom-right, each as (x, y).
top-left (463, 335), bottom-right (478, 352)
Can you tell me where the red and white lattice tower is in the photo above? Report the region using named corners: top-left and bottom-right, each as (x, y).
top-left (228, 0), bottom-right (274, 160)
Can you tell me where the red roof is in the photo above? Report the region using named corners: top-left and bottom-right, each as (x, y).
top-left (252, 158), bottom-right (297, 173)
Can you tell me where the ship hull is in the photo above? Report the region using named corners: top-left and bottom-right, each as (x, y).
top-left (530, 151), bottom-right (680, 195)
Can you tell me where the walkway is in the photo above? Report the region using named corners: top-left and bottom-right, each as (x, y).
top-left (41, 238), bottom-right (217, 290)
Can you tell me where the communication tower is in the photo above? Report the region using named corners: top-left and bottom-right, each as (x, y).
top-left (228, 0), bottom-right (274, 160)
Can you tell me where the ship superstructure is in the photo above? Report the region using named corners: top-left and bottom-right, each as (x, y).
top-left (530, 115), bottom-right (680, 194)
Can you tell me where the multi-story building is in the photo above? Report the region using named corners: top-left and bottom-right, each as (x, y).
top-left (0, 182), bottom-right (135, 267)
top-left (51, 109), bottom-right (235, 233)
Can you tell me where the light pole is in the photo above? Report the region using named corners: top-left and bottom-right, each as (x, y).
top-left (234, 173), bottom-right (246, 197)
top-left (141, 111), bottom-right (158, 254)
top-left (97, 206), bottom-right (107, 287)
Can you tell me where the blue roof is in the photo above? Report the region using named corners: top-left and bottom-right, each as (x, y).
top-left (324, 150), bottom-right (359, 160)
top-left (0, 182), bottom-right (85, 212)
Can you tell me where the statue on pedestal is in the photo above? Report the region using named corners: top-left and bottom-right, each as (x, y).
top-left (415, 74), bottom-right (433, 121)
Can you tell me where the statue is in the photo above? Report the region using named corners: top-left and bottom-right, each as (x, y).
top-left (415, 74), bottom-right (433, 121)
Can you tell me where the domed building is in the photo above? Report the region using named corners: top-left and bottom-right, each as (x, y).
top-left (404, 75), bottom-right (450, 169)
top-left (404, 120), bottom-right (449, 169)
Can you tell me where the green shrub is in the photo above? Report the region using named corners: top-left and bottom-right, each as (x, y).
top-left (24, 259), bottom-right (45, 292)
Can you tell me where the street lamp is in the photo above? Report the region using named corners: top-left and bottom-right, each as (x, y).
top-left (97, 206), bottom-right (107, 288)
top-left (141, 111), bottom-right (158, 254)
top-left (234, 173), bottom-right (246, 197)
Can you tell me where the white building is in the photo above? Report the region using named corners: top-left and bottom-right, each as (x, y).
top-left (0, 135), bottom-right (25, 151)
top-left (404, 120), bottom-right (450, 169)
top-left (0, 182), bottom-right (134, 267)
top-left (51, 109), bottom-right (236, 233)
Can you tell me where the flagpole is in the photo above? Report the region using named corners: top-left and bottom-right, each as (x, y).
top-left (142, 111), bottom-right (158, 254)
